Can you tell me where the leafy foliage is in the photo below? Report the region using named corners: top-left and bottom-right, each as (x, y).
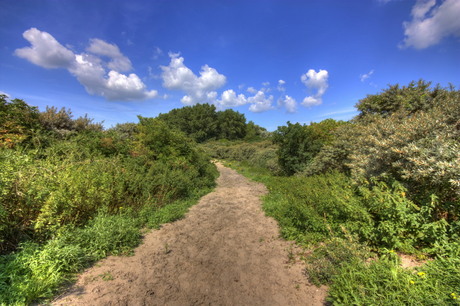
top-left (0, 98), bottom-right (219, 303)
top-left (0, 95), bottom-right (41, 148)
top-left (273, 119), bottom-right (346, 175)
top-left (157, 103), bottom-right (267, 142)
top-left (355, 79), bottom-right (452, 118)
top-left (224, 80), bottom-right (459, 305)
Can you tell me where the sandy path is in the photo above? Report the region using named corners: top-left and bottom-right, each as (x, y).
top-left (54, 163), bottom-right (326, 305)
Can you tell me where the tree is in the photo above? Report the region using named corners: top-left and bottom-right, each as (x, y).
top-left (157, 104), bottom-right (219, 142)
top-left (273, 119), bottom-right (346, 176)
top-left (217, 109), bottom-right (247, 140)
top-left (39, 106), bottom-right (74, 131)
top-left (355, 80), bottom-right (451, 120)
top-left (0, 95), bottom-right (41, 148)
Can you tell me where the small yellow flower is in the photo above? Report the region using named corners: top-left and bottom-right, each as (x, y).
top-left (417, 272), bottom-right (426, 277)
top-left (451, 293), bottom-right (457, 299)
top-left (409, 280), bottom-right (415, 284)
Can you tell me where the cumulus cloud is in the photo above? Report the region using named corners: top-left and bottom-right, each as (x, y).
top-left (15, 28), bottom-right (75, 69)
top-left (248, 91), bottom-right (274, 113)
top-left (159, 53), bottom-right (275, 112)
top-left (15, 28), bottom-right (157, 101)
top-left (86, 38), bottom-right (132, 72)
top-left (216, 89), bottom-right (247, 108)
top-left (300, 69), bottom-right (329, 107)
top-left (360, 69), bottom-right (375, 82)
top-left (401, 0), bottom-right (460, 49)
top-left (161, 53), bottom-right (226, 105)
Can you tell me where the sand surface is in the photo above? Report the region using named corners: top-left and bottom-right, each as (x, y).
top-left (53, 163), bottom-right (326, 305)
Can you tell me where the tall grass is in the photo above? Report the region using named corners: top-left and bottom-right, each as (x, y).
top-left (0, 188), bottom-right (213, 305)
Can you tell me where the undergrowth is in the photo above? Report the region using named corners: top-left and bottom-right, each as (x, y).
top-left (225, 161), bottom-right (460, 305)
top-left (0, 189), bottom-right (212, 305)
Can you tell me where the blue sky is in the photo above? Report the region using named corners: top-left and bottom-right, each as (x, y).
top-left (1, 0), bottom-right (459, 130)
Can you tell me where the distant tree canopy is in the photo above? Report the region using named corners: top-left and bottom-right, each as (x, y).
top-left (156, 104), bottom-right (267, 142)
top-left (355, 79), bottom-right (453, 119)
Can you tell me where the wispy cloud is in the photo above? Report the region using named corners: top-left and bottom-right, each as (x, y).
top-left (401, 0), bottom-right (460, 49)
top-left (360, 69), bottom-right (374, 82)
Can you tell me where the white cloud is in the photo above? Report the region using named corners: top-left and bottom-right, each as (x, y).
top-left (15, 28), bottom-right (75, 69)
top-left (277, 79), bottom-right (286, 92)
top-left (248, 91), bottom-right (274, 113)
top-left (160, 53), bottom-right (274, 113)
top-left (15, 28), bottom-right (158, 101)
top-left (87, 38), bottom-right (132, 72)
top-left (152, 46), bottom-right (163, 60)
top-left (105, 71), bottom-right (157, 100)
top-left (401, 0), bottom-right (460, 49)
top-left (360, 69), bottom-right (375, 82)
top-left (216, 89), bottom-right (247, 108)
top-left (161, 53), bottom-right (226, 105)
top-left (247, 87), bottom-right (257, 94)
top-left (279, 95), bottom-right (297, 113)
top-left (302, 96), bottom-right (322, 107)
top-left (300, 69), bottom-right (329, 107)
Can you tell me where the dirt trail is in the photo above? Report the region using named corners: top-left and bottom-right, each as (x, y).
top-left (54, 163), bottom-right (326, 305)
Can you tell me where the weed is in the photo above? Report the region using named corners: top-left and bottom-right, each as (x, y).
top-left (164, 243), bottom-right (171, 254)
top-left (100, 272), bottom-right (114, 281)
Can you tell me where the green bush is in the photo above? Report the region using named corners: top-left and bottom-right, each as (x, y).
top-left (358, 179), bottom-right (451, 253)
top-left (273, 119), bottom-right (346, 175)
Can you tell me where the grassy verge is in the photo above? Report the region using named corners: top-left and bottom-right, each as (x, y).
top-left (224, 161), bottom-right (460, 305)
top-left (0, 188), bottom-right (213, 305)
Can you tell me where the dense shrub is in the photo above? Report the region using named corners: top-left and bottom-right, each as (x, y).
top-left (355, 80), bottom-right (453, 118)
top-left (0, 102), bottom-right (217, 255)
top-left (273, 119), bottom-right (346, 175)
top-left (0, 99), bottom-right (219, 304)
